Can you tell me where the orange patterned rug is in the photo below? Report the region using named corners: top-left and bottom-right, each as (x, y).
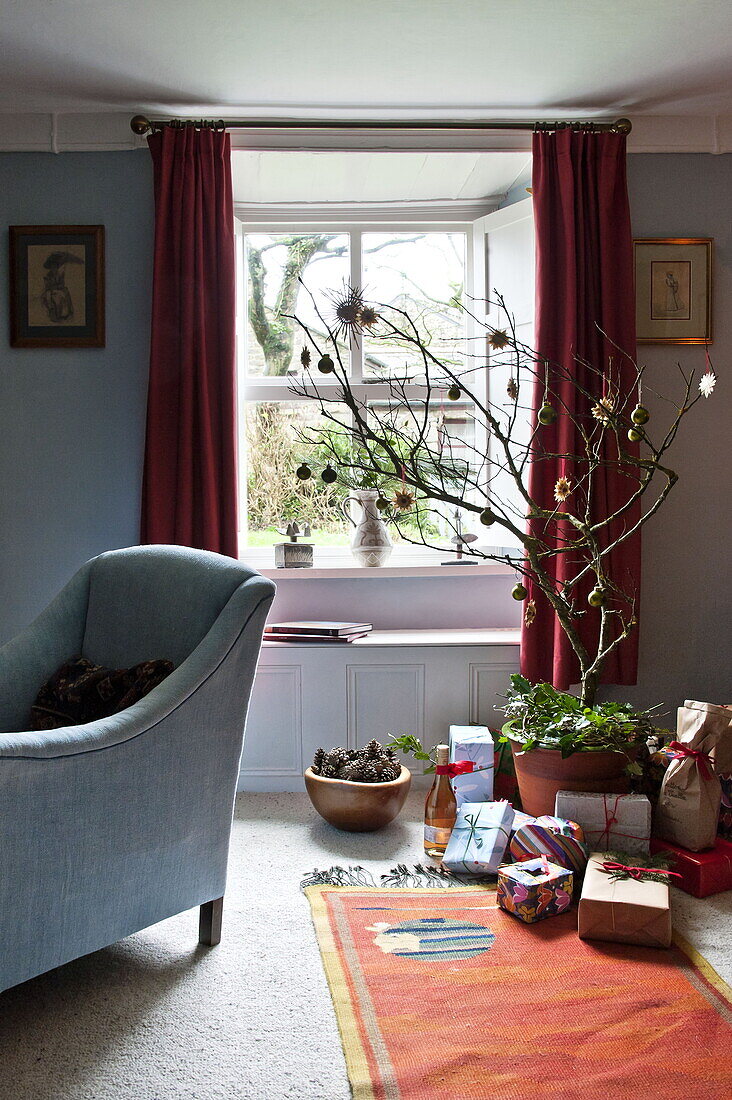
top-left (305, 885), bottom-right (732, 1100)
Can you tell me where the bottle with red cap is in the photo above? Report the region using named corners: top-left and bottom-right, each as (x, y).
top-left (424, 743), bottom-right (457, 858)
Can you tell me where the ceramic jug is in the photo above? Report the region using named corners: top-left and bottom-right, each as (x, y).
top-left (341, 489), bottom-right (393, 567)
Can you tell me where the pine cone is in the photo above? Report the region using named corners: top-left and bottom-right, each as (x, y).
top-left (357, 763), bottom-right (379, 782)
top-left (338, 764), bottom-right (360, 781)
top-left (364, 739), bottom-right (382, 759)
top-left (320, 763), bottom-right (338, 778)
top-left (382, 764), bottom-right (401, 782)
top-left (312, 747), bottom-right (325, 771)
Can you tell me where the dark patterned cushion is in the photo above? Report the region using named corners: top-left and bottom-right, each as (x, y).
top-left (30, 656), bottom-right (174, 731)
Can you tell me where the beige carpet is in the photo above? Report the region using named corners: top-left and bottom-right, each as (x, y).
top-left (1, 792), bottom-right (730, 1100)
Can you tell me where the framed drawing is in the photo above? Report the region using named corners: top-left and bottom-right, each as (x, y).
top-left (634, 238), bottom-right (712, 345)
top-left (9, 225), bottom-right (105, 347)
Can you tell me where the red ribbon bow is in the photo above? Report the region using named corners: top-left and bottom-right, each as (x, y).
top-left (600, 860), bottom-right (681, 882)
top-left (666, 740), bottom-right (714, 780)
top-left (436, 760), bottom-right (475, 777)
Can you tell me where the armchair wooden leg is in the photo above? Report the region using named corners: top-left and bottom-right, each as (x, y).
top-left (199, 896), bottom-right (224, 946)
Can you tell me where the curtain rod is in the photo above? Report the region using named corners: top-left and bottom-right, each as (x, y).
top-left (130, 114), bottom-right (632, 136)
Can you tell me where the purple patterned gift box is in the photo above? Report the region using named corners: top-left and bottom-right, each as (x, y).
top-left (497, 858), bottom-right (574, 923)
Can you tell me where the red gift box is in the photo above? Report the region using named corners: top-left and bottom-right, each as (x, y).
top-left (649, 836), bottom-right (732, 898)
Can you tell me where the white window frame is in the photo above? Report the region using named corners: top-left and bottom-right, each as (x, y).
top-left (235, 212), bottom-right (494, 569)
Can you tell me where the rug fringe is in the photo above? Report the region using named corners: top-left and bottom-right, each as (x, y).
top-left (301, 863), bottom-right (495, 890)
top-left (300, 865), bottom-right (378, 888)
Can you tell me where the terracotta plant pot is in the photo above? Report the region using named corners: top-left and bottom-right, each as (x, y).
top-left (304, 765), bottom-right (412, 832)
top-left (508, 739), bottom-right (631, 817)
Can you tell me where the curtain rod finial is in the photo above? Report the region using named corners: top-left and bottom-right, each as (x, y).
top-left (130, 115), bottom-right (151, 136)
top-left (612, 117), bottom-right (632, 135)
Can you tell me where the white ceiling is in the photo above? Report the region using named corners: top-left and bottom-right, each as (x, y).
top-left (230, 150), bottom-right (531, 206)
top-left (1, 0), bottom-right (732, 120)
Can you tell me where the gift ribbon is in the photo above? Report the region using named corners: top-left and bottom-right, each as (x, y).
top-left (436, 760), bottom-right (475, 777)
top-left (600, 860), bottom-right (681, 882)
top-left (452, 812), bottom-right (511, 862)
top-left (666, 740), bottom-right (714, 781)
top-left (436, 760), bottom-right (492, 777)
top-left (587, 793), bottom-right (647, 848)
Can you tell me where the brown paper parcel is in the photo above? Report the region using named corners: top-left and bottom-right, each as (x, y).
top-left (654, 700), bottom-right (729, 852)
top-left (578, 854), bottom-right (672, 949)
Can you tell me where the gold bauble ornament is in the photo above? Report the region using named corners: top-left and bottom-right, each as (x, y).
top-left (511, 583), bottom-right (527, 601)
top-left (588, 587), bottom-right (606, 607)
top-left (538, 403), bottom-right (557, 426)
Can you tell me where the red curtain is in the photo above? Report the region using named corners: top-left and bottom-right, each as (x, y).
top-left (520, 129), bottom-right (640, 689)
top-left (140, 126), bottom-right (238, 557)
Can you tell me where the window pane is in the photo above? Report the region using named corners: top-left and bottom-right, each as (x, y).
top-left (366, 399), bottom-right (481, 546)
top-left (244, 232), bottom-right (350, 377)
top-left (362, 232), bottom-right (467, 379)
top-left (242, 401), bottom-right (352, 548)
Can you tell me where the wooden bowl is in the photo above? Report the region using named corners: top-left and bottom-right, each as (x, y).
top-left (304, 765), bottom-right (412, 832)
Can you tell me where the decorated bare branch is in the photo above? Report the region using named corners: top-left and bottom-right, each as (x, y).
top-left (289, 284), bottom-right (716, 705)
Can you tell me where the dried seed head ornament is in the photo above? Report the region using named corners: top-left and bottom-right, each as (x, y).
top-left (554, 476), bottom-right (572, 503)
top-left (326, 283), bottom-right (365, 340)
top-left (392, 466), bottom-right (415, 512)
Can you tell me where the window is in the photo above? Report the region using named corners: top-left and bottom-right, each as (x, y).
top-left (236, 204), bottom-right (533, 563)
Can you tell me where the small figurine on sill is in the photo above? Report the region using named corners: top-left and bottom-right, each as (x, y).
top-left (442, 509), bottom-right (478, 565)
top-left (275, 521), bottom-right (314, 569)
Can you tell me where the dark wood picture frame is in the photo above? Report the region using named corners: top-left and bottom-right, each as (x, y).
top-left (9, 225), bottom-right (105, 347)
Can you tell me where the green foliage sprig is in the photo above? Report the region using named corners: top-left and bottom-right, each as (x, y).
top-left (598, 849), bottom-right (676, 884)
top-left (387, 734), bottom-right (438, 773)
top-left (500, 673), bottom-right (657, 774)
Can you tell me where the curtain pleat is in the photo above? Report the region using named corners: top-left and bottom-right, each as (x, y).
top-left (140, 127), bottom-right (238, 557)
top-left (521, 130), bottom-right (641, 689)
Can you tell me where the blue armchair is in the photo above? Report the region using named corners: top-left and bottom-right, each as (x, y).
top-left (0, 545), bottom-right (275, 994)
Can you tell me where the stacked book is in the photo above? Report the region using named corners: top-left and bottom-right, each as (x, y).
top-left (264, 621), bottom-right (373, 644)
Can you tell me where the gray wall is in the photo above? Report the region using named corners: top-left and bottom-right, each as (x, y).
top-left (617, 153), bottom-right (732, 710)
top-left (0, 149), bottom-right (728, 712)
top-left (0, 151), bottom-right (153, 640)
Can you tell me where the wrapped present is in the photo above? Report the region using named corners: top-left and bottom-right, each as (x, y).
top-left (578, 853), bottom-right (674, 948)
top-left (555, 791), bottom-right (652, 856)
top-left (649, 836), bottom-right (732, 898)
top-left (509, 809), bottom-right (535, 838)
top-left (448, 725), bottom-right (494, 805)
top-left (713, 704), bottom-right (732, 840)
top-left (509, 816), bottom-right (589, 875)
top-left (442, 800), bottom-right (514, 875)
top-left (493, 736), bottom-right (521, 806)
top-left (497, 858), bottom-right (574, 923)
top-left (655, 700), bottom-right (731, 851)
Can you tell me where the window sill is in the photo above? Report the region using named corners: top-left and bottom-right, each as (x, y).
top-left (255, 560), bottom-right (514, 580)
top-left (263, 627), bottom-right (520, 646)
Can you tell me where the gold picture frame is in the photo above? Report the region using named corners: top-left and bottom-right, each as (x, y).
top-left (634, 238), bottom-right (712, 345)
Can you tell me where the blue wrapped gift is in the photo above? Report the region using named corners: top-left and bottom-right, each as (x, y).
top-left (442, 800), bottom-right (515, 875)
top-left (448, 725), bottom-right (494, 805)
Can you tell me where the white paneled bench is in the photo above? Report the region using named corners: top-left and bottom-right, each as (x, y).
top-left (239, 629), bottom-right (520, 791)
